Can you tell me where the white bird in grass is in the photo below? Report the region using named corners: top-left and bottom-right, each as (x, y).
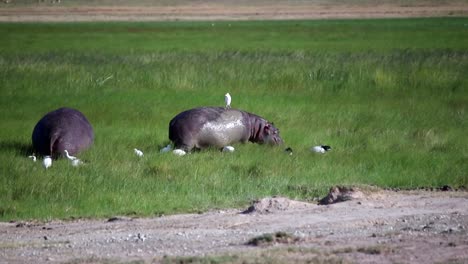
top-left (172, 149), bottom-right (187, 156)
top-left (225, 93), bottom-right (231, 109)
top-left (311, 145), bottom-right (332, 154)
top-left (222, 146), bottom-right (235, 153)
top-left (160, 144), bottom-right (172, 153)
top-left (43, 156), bottom-right (52, 169)
top-left (134, 148), bottom-right (144, 157)
top-left (28, 154), bottom-right (37, 162)
top-left (71, 159), bottom-right (83, 167)
top-left (64, 150), bottom-right (77, 161)
top-left (64, 150), bottom-right (84, 167)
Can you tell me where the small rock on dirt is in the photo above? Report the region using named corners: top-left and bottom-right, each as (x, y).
top-left (319, 186), bottom-right (365, 205)
top-left (242, 196), bottom-right (313, 214)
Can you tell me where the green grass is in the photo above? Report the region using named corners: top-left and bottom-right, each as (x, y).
top-left (0, 18), bottom-right (467, 221)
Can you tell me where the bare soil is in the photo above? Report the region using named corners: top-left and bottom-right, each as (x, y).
top-left (0, 2), bottom-right (467, 22)
top-left (1, 190), bottom-right (467, 263)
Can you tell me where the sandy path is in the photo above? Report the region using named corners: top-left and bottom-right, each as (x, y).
top-left (0, 3), bottom-right (467, 22)
top-left (1, 190), bottom-right (467, 263)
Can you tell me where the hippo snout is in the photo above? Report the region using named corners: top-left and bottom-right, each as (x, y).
top-left (269, 135), bottom-right (283, 145)
top-left (274, 136), bottom-right (284, 145)
top-left (263, 122), bottom-right (283, 146)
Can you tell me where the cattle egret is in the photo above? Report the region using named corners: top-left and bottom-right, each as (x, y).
top-left (225, 93), bottom-right (231, 109)
top-left (160, 144), bottom-right (172, 153)
top-left (28, 155), bottom-right (37, 162)
top-left (134, 148), bottom-right (144, 157)
top-left (172, 149), bottom-right (186, 156)
top-left (311, 145), bottom-right (332, 154)
top-left (43, 156), bottom-right (52, 169)
top-left (284, 147), bottom-right (293, 155)
top-left (222, 146), bottom-right (235, 152)
top-left (71, 159), bottom-right (83, 167)
top-left (64, 150), bottom-right (77, 161)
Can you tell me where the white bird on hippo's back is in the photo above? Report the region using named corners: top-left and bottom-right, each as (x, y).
top-left (224, 93), bottom-right (231, 109)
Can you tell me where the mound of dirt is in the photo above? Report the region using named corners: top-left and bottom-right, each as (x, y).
top-left (242, 196), bottom-right (314, 214)
top-left (243, 186), bottom-right (372, 213)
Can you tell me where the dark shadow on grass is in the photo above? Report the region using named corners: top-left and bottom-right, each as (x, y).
top-left (0, 140), bottom-right (33, 156)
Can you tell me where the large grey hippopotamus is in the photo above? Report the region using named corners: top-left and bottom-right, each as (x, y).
top-left (32, 107), bottom-right (94, 157)
top-left (169, 107), bottom-right (283, 152)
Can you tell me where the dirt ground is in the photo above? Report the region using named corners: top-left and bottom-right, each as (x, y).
top-left (1, 190), bottom-right (467, 263)
top-left (0, 2), bottom-right (467, 22)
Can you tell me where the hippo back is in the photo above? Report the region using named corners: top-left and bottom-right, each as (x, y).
top-left (169, 106), bottom-right (283, 151)
top-left (32, 107), bottom-right (94, 156)
top-left (169, 107), bottom-right (250, 151)
top-left (196, 108), bottom-right (249, 148)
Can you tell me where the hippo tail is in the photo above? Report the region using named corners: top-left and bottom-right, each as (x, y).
top-left (49, 132), bottom-right (60, 156)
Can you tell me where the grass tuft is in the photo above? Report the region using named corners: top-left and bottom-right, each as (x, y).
top-left (247, 232), bottom-right (301, 246)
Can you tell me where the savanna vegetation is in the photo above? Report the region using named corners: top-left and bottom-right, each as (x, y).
top-left (0, 18), bottom-right (467, 221)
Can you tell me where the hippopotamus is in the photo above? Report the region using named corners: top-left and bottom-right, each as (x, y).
top-left (169, 107), bottom-right (283, 152)
top-left (32, 107), bottom-right (94, 157)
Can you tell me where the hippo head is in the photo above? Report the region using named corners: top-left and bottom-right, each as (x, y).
top-left (261, 122), bottom-right (283, 145)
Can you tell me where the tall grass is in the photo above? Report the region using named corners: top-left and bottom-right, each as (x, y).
top-left (0, 18), bottom-right (467, 221)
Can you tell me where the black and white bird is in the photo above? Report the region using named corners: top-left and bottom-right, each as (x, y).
top-left (225, 93), bottom-right (231, 109)
top-left (43, 156), bottom-right (52, 169)
top-left (284, 147), bottom-right (293, 155)
top-left (134, 148), bottom-right (144, 157)
top-left (311, 145), bottom-right (332, 154)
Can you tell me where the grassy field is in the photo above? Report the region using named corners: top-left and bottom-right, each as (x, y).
top-left (0, 18), bottom-right (467, 221)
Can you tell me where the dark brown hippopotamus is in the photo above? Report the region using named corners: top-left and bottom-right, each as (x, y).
top-left (32, 107), bottom-right (94, 157)
top-left (169, 107), bottom-right (283, 152)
